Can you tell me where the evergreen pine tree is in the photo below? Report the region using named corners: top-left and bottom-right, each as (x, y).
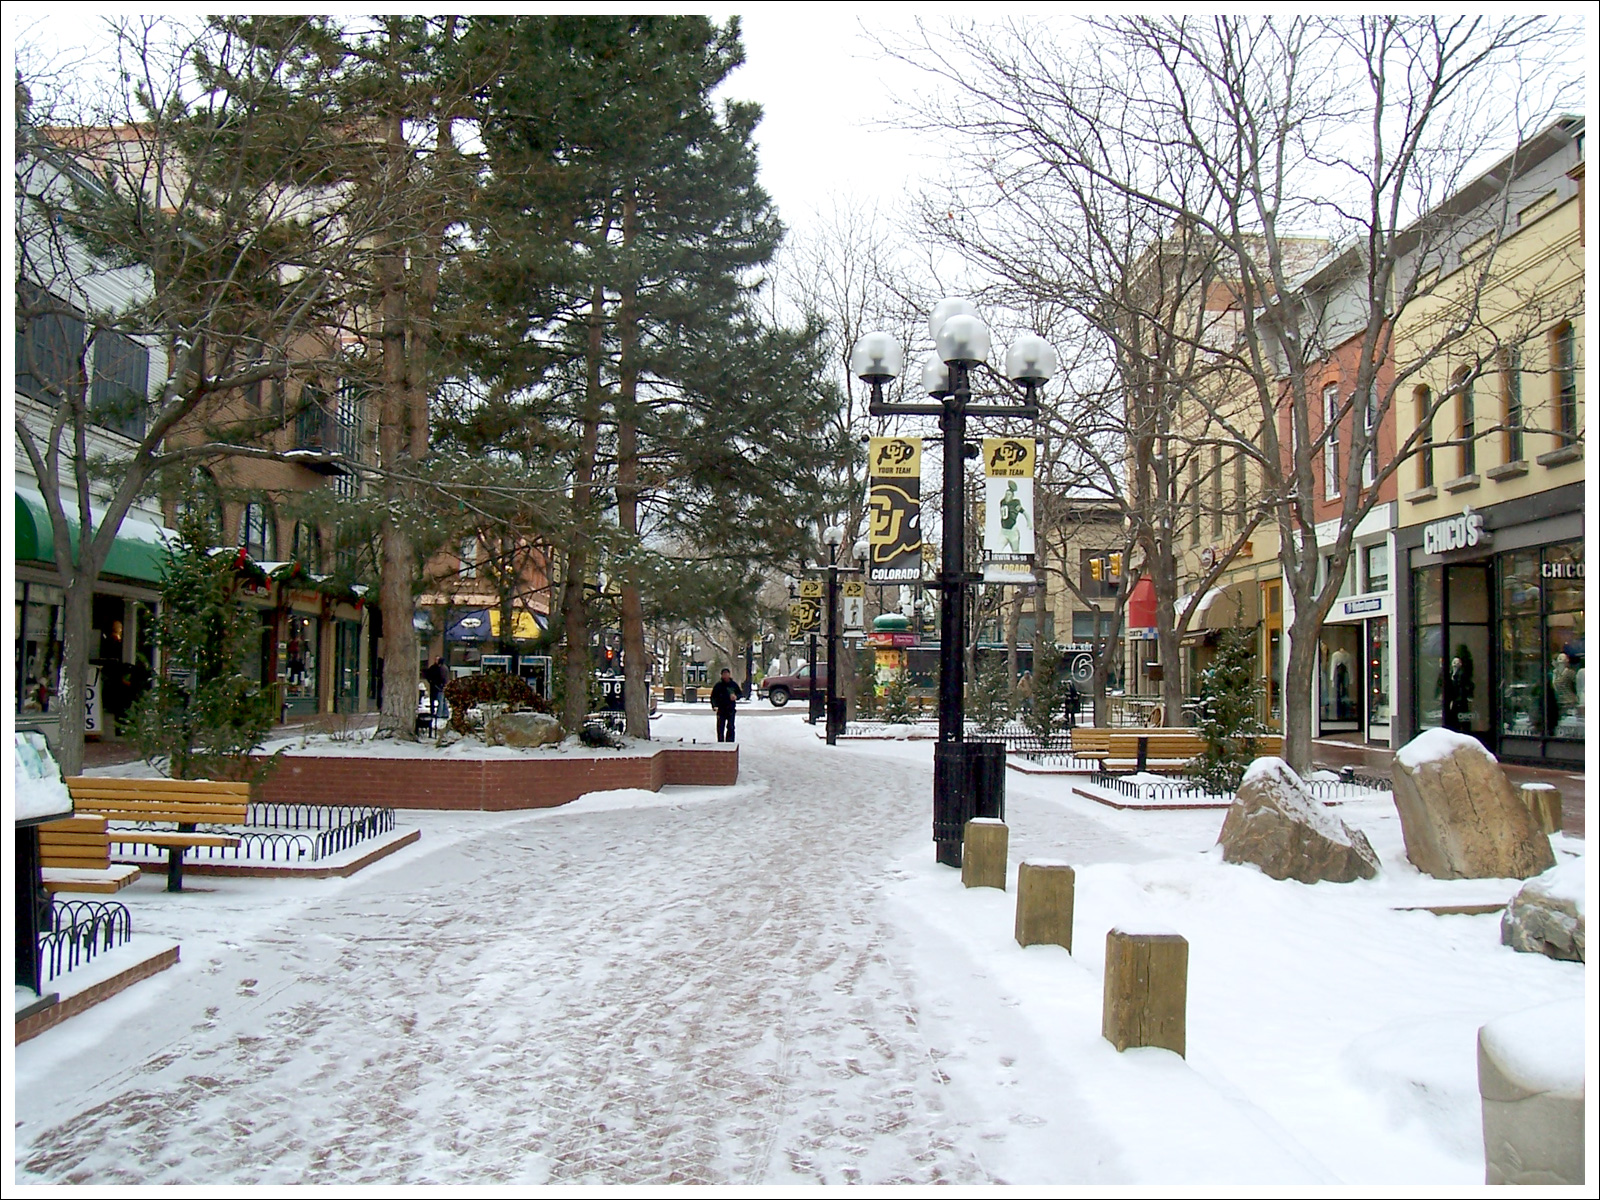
top-left (128, 511), bottom-right (281, 780)
top-left (1187, 626), bottom-right (1266, 794)
top-left (969, 653), bottom-right (1013, 733)
top-left (880, 669), bottom-right (916, 724)
top-left (1024, 640), bottom-right (1067, 746)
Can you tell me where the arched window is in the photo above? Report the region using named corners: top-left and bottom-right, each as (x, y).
top-left (1414, 386), bottom-right (1434, 488)
top-left (291, 522), bottom-right (323, 572)
top-left (240, 499), bottom-right (276, 560)
top-left (1453, 366), bottom-right (1476, 477)
top-left (177, 467), bottom-right (225, 539)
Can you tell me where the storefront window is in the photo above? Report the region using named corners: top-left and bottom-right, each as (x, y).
top-left (1544, 542), bottom-right (1584, 740)
top-left (1319, 624), bottom-right (1362, 726)
top-left (1367, 619), bottom-right (1390, 726)
top-left (284, 613), bottom-right (320, 708)
top-left (17, 582), bottom-right (65, 714)
top-left (1498, 550), bottom-right (1545, 737)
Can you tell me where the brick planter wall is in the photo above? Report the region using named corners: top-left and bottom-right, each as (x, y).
top-left (254, 745), bottom-right (738, 811)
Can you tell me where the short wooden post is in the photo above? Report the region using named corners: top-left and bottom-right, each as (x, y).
top-left (1014, 860), bottom-right (1074, 951)
top-left (962, 818), bottom-right (1008, 890)
top-left (1102, 927), bottom-right (1188, 1057)
top-left (1519, 782), bottom-right (1562, 835)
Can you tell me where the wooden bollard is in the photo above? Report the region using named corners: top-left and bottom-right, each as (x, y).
top-left (1519, 782), bottom-right (1562, 835)
top-left (1102, 926), bottom-right (1188, 1057)
top-left (1014, 860), bottom-right (1075, 951)
top-left (962, 818), bottom-right (1008, 890)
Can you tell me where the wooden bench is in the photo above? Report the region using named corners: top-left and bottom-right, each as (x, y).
top-left (65, 777), bottom-right (250, 892)
top-left (39, 814), bottom-right (143, 894)
top-left (1069, 728), bottom-right (1283, 773)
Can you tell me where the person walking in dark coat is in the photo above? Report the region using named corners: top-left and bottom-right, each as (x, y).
top-left (711, 668), bottom-right (742, 742)
top-left (423, 657), bottom-right (449, 716)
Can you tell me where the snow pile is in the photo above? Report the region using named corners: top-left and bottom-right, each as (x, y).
top-left (1516, 857), bottom-right (1586, 917)
top-left (1477, 1000), bottom-right (1586, 1099)
top-left (1394, 726), bottom-right (1494, 771)
top-left (14, 731), bottom-right (73, 822)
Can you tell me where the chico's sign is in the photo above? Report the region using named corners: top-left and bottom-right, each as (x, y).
top-left (1422, 507), bottom-right (1490, 556)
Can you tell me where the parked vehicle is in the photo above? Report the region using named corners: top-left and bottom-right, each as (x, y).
top-left (757, 663), bottom-right (830, 707)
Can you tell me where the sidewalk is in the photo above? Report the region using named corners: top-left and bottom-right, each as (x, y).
top-left (1312, 735), bottom-right (1585, 838)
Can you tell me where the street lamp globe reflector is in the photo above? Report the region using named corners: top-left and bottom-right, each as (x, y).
top-left (823, 525), bottom-right (844, 548)
top-left (849, 332), bottom-right (903, 383)
top-left (1005, 334), bottom-right (1057, 386)
top-left (936, 313), bottom-right (991, 366)
top-left (928, 297), bottom-right (978, 343)
top-left (922, 352), bottom-right (951, 397)
top-left (852, 538), bottom-right (870, 563)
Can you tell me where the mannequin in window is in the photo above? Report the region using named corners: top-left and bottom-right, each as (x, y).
top-left (1446, 645), bottom-right (1475, 730)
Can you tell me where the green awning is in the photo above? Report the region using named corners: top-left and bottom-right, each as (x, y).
top-left (15, 490), bottom-right (174, 584)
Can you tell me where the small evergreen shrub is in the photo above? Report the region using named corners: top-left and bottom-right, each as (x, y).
top-left (1187, 626), bottom-right (1267, 794)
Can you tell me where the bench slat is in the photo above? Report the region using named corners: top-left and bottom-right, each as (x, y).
top-left (108, 832), bottom-right (241, 849)
top-left (43, 865), bottom-right (142, 895)
top-left (65, 776), bottom-right (251, 795)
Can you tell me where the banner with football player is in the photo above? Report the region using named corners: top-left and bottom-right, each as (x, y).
top-left (865, 436), bottom-right (923, 583)
top-left (982, 436), bottom-right (1036, 584)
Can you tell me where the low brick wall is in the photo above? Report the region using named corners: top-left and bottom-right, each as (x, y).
top-left (16, 944), bottom-right (180, 1045)
top-left (254, 745), bottom-right (738, 811)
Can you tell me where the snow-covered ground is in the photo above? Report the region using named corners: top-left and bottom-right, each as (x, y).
top-left (9, 712), bottom-right (1591, 1185)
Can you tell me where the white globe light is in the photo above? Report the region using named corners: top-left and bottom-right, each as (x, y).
top-left (935, 313), bottom-right (991, 366)
top-left (824, 525), bottom-right (844, 547)
top-left (922, 352), bottom-right (951, 397)
top-left (849, 332), bottom-right (903, 383)
top-left (928, 298), bottom-right (978, 343)
top-left (1005, 334), bottom-right (1058, 385)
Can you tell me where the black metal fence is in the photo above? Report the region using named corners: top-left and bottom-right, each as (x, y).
top-left (41, 899), bottom-right (134, 982)
top-left (107, 803), bottom-right (397, 865)
top-left (1086, 771), bottom-right (1390, 804)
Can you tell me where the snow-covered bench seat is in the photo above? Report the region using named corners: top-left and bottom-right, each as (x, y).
top-left (39, 815), bottom-right (142, 895)
top-left (65, 777), bottom-right (248, 893)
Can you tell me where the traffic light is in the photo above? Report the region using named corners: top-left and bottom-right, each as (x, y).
top-left (1090, 558), bottom-right (1104, 581)
top-left (1109, 552), bottom-right (1123, 578)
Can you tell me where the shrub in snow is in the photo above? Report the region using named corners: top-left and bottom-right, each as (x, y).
top-left (127, 511), bottom-right (280, 781)
top-left (1501, 859), bottom-right (1585, 962)
top-left (879, 672), bottom-right (916, 725)
top-left (1217, 757), bottom-right (1378, 883)
top-left (1391, 728), bottom-right (1554, 880)
top-left (1187, 626), bottom-right (1267, 795)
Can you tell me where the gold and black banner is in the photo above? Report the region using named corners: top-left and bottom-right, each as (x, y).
top-left (866, 436), bottom-right (922, 583)
top-left (788, 598), bottom-right (821, 639)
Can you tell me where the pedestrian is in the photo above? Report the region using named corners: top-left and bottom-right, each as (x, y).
top-left (1065, 679), bottom-right (1082, 728)
top-left (424, 656), bottom-right (449, 716)
top-left (710, 667), bottom-right (742, 743)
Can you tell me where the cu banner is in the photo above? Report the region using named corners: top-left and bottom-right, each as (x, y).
top-left (866, 436), bottom-right (922, 583)
top-left (789, 599), bottom-right (821, 639)
top-left (982, 436), bottom-right (1036, 584)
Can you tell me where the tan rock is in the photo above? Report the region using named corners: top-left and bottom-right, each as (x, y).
top-left (1391, 730), bottom-right (1554, 880)
top-left (485, 711), bottom-right (564, 748)
top-left (1501, 860), bottom-right (1585, 962)
top-left (1217, 757), bottom-right (1378, 883)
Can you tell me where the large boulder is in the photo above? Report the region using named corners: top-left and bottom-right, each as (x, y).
top-left (484, 710), bottom-right (564, 748)
top-left (1391, 729), bottom-right (1554, 880)
top-left (1502, 859), bottom-right (1586, 962)
top-left (1218, 757), bottom-right (1379, 883)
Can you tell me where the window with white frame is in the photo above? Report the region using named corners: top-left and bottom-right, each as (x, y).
top-left (1361, 386), bottom-right (1377, 487)
top-left (1323, 383), bottom-right (1341, 499)
top-left (460, 537), bottom-right (477, 579)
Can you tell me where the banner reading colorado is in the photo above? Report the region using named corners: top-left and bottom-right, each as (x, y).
top-left (867, 437), bottom-right (923, 582)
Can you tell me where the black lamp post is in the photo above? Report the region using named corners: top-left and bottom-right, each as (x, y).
top-left (818, 526), bottom-right (867, 745)
top-left (851, 303), bottom-right (1057, 865)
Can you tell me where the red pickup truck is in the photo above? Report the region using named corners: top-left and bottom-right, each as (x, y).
top-left (757, 664), bottom-right (830, 707)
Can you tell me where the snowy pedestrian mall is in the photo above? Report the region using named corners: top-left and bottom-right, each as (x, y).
top-left (13, 710), bottom-right (1585, 1185)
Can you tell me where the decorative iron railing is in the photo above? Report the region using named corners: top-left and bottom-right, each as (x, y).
top-left (41, 899), bottom-right (133, 982)
top-left (107, 804), bottom-right (396, 865)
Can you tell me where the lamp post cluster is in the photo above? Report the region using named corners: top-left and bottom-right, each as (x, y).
top-left (850, 300), bottom-right (1056, 866)
top-left (792, 530), bottom-right (868, 745)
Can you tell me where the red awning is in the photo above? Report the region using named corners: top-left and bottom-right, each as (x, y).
top-left (1128, 576), bottom-right (1157, 630)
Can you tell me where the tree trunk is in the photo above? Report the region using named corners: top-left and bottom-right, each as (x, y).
top-left (615, 190), bottom-right (650, 740)
top-left (53, 570), bottom-right (95, 777)
top-left (1005, 590), bottom-right (1022, 697)
top-left (562, 279), bottom-right (607, 731)
top-left (1281, 611), bottom-right (1321, 775)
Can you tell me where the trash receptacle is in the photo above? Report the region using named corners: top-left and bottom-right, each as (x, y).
top-left (685, 686), bottom-right (699, 704)
top-left (664, 685), bottom-right (676, 704)
top-left (932, 741), bottom-right (1006, 867)
top-left (827, 696), bottom-right (847, 738)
